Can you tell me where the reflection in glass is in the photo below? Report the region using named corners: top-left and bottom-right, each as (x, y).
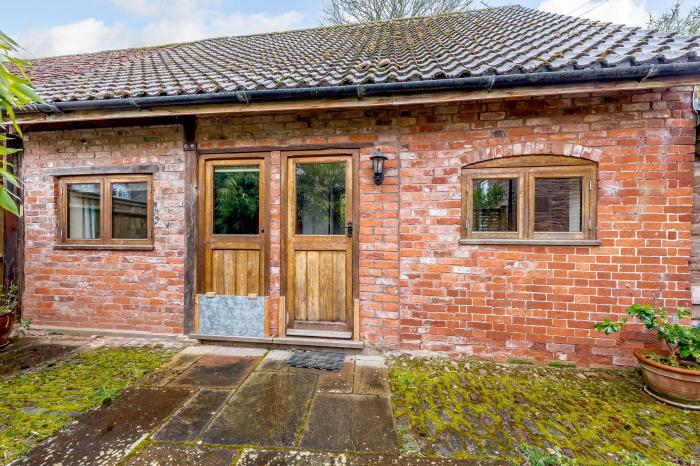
top-left (472, 178), bottom-right (518, 232)
top-left (68, 183), bottom-right (100, 239)
top-left (112, 182), bottom-right (148, 239)
top-left (295, 162), bottom-right (346, 235)
top-left (214, 166), bottom-right (260, 235)
top-left (534, 178), bottom-right (582, 232)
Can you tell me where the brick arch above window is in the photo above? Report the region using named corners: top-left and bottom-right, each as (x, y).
top-left (459, 142), bottom-right (603, 167)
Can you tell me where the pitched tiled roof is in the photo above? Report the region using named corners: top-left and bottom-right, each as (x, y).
top-left (24, 5), bottom-right (700, 104)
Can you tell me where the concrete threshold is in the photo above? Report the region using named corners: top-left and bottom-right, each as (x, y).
top-left (190, 334), bottom-right (365, 350)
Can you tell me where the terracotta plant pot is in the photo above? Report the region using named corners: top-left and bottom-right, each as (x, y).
top-left (0, 312), bottom-right (13, 349)
top-left (634, 349), bottom-right (700, 404)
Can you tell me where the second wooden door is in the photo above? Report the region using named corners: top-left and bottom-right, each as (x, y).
top-left (286, 154), bottom-right (354, 338)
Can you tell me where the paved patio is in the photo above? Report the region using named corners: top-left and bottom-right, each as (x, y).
top-left (14, 345), bottom-right (504, 466)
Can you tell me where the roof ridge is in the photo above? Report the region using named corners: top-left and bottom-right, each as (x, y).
top-left (29, 5), bottom-right (521, 61)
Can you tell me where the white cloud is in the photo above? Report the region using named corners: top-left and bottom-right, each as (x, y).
top-left (14, 0), bottom-right (305, 58)
top-left (538, 0), bottom-right (650, 27)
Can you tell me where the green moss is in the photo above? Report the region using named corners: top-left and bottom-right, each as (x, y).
top-left (547, 361), bottom-right (577, 368)
top-left (388, 356), bottom-right (700, 464)
top-left (507, 358), bottom-right (535, 365)
top-left (0, 346), bottom-right (173, 464)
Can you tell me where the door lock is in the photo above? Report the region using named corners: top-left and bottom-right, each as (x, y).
top-left (344, 221), bottom-right (353, 238)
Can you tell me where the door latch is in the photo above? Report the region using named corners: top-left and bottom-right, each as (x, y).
top-left (344, 221), bottom-right (353, 238)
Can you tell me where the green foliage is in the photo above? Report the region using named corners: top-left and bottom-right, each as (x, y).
top-left (0, 346), bottom-right (172, 463)
top-left (295, 162), bottom-right (346, 234)
top-left (518, 445), bottom-right (578, 466)
top-left (648, 1), bottom-right (700, 35)
top-left (214, 170), bottom-right (259, 234)
top-left (17, 317), bottom-right (32, 330)
top-left (0, 283), bottom-right (17, 318)
top-left (473, 179), bottom-right (506, 212)
top-left (0, 31), bottom-right (44, 216)
top-left (594, 304), bottom-right (700, 368)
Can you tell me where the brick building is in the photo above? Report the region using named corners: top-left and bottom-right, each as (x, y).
top-left (9, 6), bottom-right (700, 366)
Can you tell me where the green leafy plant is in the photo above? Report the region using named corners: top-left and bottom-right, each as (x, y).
top-left (0, 283), bottom-right (18, 318)
top-left (214, 170), bottom-right (260, 234)
top-left (595, 304), bottom-right (700, 369)
top-left (1, 31), bottom-right (43, 215)
top-left (473, 180), bottom-right (506, 211)
top-left (518, 445), bottom-right (578, 466)
top-left (18, 316), bottom-right (32, 329)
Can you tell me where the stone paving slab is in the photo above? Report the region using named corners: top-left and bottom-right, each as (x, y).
top-left (137, 352), bottom-right (201, 386)
top-left (201, 371), bottom-right (317, 447)
top-left (17, 387), bottom-right (192, 466)
top-left (354, 365), bottom-right (390, 395)
top-left (0, 341), bottom-right (76, 377)
top-left (170, 355), bottom-right (259, 388)
top-left (126, 443), bottom-right (238, 465)
top-left (256, 350), bottom-right (292, 372)
top-left (235, 449), bottom-right (346, 466)
top-left (152, 389), bottom-right (229, 442)
top-left (300, 393), bottom-right (399, 453)
top-left (317, 371), bottom-right (354, 393)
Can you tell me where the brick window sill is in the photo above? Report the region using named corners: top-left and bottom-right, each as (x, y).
top-left (459, 239), bottom-right (601, 246)
top-left (53, 244), bottom-right (155, 251)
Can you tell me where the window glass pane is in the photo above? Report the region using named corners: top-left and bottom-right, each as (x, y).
top-left (534, 178), bottom-right (582, 232)
top-left (112, 182), bottom-right (148, 239)
top-left (295, 162), bottom-right (346, 235)
top-left (472, 178), bottom-right (518, 232)
top-left (213, 166), bottom-right (260, 235)
top-left (68, 183), bottom-right (101, 239)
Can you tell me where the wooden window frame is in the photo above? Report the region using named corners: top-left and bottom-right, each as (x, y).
top-left (461, 156), bottom-right (598, 246)
top-left (57, 175), bottom-right (154, 250)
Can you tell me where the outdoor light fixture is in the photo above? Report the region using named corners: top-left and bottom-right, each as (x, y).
top-left (370, 150), bottom-right (388, 185)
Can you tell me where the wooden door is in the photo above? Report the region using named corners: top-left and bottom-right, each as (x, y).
top-left (202, 158), bottom-right (265, 296)
top-left (286, 155), bottom-right (354, 338)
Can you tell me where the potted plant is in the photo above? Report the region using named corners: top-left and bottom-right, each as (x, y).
top-left (0, 284), bottom-right (18, 349)
top-left (595, 304), bottom-right (700, 406)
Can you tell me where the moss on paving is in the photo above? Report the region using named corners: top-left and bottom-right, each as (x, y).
top-left (0, 346), bottom-right (173, 464)
top-left (388, 356), bottom-right (700, 465)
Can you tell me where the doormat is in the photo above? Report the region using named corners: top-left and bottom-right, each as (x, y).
top-left (286, 350), bottom-right (345, 371)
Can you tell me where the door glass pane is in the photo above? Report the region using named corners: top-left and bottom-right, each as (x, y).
top-left (213, 166), bottom-right (260, 235)
top-left (68, 183), bottom-right (101, 239)
top-left (295, 162), bottom-right (346, 235)
top-left (472, 178), bottom-right (518, 232)
top-left (112, 182), bottom-right (148, 239)
top-left (535, 178), bottom-right (582, 232)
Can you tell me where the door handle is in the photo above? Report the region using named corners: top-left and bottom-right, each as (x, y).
top-left (344, 221), bottom-right (353, 238)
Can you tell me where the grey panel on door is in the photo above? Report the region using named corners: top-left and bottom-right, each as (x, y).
top-left (198, 295), bottom-right (264, 336)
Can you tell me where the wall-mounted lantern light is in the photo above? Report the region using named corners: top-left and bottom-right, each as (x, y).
top-left (370, 150), bottom-right (388, 185)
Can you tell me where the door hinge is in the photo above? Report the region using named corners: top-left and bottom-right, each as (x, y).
top-left (589, 180), bottom-right (593, 191)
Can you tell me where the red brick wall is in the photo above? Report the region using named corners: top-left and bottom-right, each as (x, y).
top-left (22, 125), bottom-right (186, 334)
top-left (21, 86), bottom-right (696, 366)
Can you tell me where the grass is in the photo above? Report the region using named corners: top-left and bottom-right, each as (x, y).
top-left (0, 346), bottom-right (173, 464)
top-left (388, 356), bottom-right (700, 465)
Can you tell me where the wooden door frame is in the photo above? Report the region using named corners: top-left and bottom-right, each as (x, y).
top-left (280, 149), bottom-right (360, 337)
top-left (196, 152), bottom-right (271, 298)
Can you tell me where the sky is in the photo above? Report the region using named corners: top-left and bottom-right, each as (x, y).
top-left (3, 0), bottom-right (699, 58)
